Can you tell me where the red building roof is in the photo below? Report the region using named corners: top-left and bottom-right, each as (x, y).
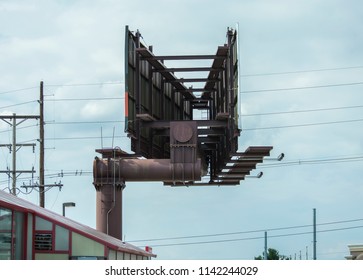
top-left (0, 190), bottom-right (155, 258)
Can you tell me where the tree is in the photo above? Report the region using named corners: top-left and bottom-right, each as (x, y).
top-left (254, 248), bottom-right (290, 260)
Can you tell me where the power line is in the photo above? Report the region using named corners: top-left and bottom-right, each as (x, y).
top-left (0, 81), bottom-right (123, 96)
top-left (242, 104), bottom-right (363, 117)
top-left (0, 86), bottom-right (38, 95)
top-left (260, 155), bottom-right (363, 169)
top-left (0, 124), bottom-right (39, 134)
top-left (0, 170), bottom-right (92, 185)
top-left (265, 157), bottom-right (363, 167)
top-left (241, 81), bottom-right (363, 94)
top-left (243, 117), bottom-right (363, 131)
top-left (9, 134), bottom-right (128, 143)
top-left (129, 218), bottom-right (363, 243)
top-left (240, 65), bottom-right (363, 77)
top-left (45, 81), bottom-right (124, 87)
top-left (45, 120), bottom-right (124, 125)
top-left (0, 100), bottom-right (38, 110)
top-left (129, 225), bottom-right (312, 243)
top-left (148, 225), bottom-right (363, 248)
top-left (44, 135), bottom-right (127, 141)
top-left (45, 97), bottom-right (124, 102)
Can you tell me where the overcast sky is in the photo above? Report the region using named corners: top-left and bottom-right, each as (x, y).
top-left (1, 0), bottom-right (363, 260)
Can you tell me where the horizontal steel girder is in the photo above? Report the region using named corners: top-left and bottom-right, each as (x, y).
top-left (93, 157), bottom-right (202, 185)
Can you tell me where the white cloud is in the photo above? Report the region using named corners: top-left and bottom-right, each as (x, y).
top-left (0, 1), bottom-right (36, 12)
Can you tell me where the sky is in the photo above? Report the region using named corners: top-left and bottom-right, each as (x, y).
top-left (1, 0), bottom-right (363, 260)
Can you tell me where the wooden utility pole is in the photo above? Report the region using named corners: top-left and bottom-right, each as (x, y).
top-left (17, 81), bottom-right (62, 206)
top-left (39, 81), bottom-right (45, 207)
top-left (1, 82), bottom-right (61, 205)
top-left (11, 114), bottom-right (16, 194)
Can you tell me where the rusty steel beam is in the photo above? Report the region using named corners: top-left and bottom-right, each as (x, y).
top-left (165, 180), bottom-right (240, 186)
top-left (214, 175), bottom-right (246, 180)
top-left (141, 54), bottom-right (225, 60)
top-left (175, 78), bottom-right (219, 83)
top-left (155, 67), bottom-right (223, 72)
top-left (142, 120), bottom-right (228, 129)
top-left (232, 146), bottom-right (273, 157)
top-left (178, 88), bottom-right (216, 92)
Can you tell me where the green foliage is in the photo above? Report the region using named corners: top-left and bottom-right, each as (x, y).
top-left (254, 248), bottom-right (290, 260)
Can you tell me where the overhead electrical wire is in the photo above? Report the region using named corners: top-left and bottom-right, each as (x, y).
top-left (242, 104), bottom-right (363, 117)
top-left (0, 86), bottom-right (38, 95)
top-left (259, 156), bottom-right (363, 169)
top-left (0, 124), bottom-right (39, 134)
top-left (45, 120), bottom-right (124, 125)
top-left (128, 218), bottom-right (363, 244)
top-left (0, 81), bottom-right (123, 96)
top-left (143, 225), bottom-right (363, 247)
top-left (241, 81), bottom-right (363, 94)
top-left (46, 97), bottom-right (124, 102)
top-left (45, 81), bottom-right (124, 87)
top-left (147, 225), bottom-right (363, 248)
top-left (243, 117), bottom-right (363, 131)
top-left (0, 170), bottom-right (92, 185)
top-left (128, 219), bottom-right (363, 247)
top-left (44, 135), bottom-right (127, 141)
top-left (0, 100), bottom-right (38, 110)
top-left (240, 65), bottom-right (363, 77)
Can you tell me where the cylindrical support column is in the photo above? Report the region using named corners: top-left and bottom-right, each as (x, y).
top-left (93, 156), bottom-right (202, 241)
top-left (96, 185), bottom-right (123, 240)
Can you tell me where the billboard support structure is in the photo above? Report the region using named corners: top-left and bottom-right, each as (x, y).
top-left (95, 25), bottom-right (273, 188)
top-left (92, 26), bottom-right (275, 240)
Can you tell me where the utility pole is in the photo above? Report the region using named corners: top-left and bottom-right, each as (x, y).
top-left (313, 208), bottom-right (317, 260)
top-left (1, 82), bottom-right (62, 204)
top-left (264, 231), bottom-right (268, 260)
top-left (11, 115), bottom-right (16, 194)
top-left (39, 81), bottom-right (45, 207)
top-left (0, 113), bottom-right (39, 195)
top-left (19, 81), bottom-right (63, 207)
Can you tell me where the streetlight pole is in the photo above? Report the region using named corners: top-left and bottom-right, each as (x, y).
top-left (62, 202), bottom-right (76, 216)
